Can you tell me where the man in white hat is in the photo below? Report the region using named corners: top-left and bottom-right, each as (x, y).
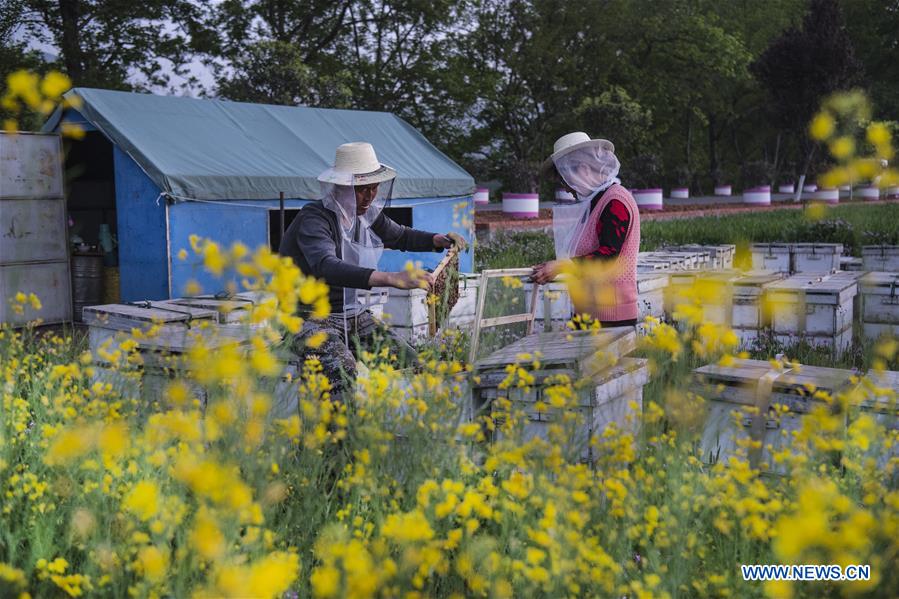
top-left (531, 132), bottom-right (641, 327)
top-left (280, 141), bottom-right (466, 398)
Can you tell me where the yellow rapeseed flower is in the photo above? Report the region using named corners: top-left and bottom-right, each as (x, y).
top-left (123, 481), bottom-right (161, 521)
top-left (809, 112), bottom-right (835, 141)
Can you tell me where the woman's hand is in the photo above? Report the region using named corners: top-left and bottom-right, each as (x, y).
top-left (433, 232), bottom-right (468, 251)
top-left (530, 260), bottom-right (563, 284)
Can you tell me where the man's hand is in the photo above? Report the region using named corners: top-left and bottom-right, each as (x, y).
top-left (530, 260), bottom-right (563, 284)
top-left (370, 269), bottom-right (434, 290)
top-left (433, 232), bottom-right (468, 251)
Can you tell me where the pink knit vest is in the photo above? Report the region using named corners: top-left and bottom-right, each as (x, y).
top-left (571, 184), bottom-right (640, 321)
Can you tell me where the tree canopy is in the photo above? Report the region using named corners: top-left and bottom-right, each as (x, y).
top-left (4, 0), bottom-right (896, 194)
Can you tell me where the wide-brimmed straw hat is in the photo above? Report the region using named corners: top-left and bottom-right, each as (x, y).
top-left (318, 142), bottom-right (397, 185)
top-left (540, 132), bottom-right (615, 177)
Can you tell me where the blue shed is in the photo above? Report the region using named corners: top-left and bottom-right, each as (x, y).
top-left (43, 88), bottom-right (475, 302)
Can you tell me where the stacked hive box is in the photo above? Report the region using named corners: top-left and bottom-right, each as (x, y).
top-left (692, 358), bottom-right (857, 473)
top-left (694, 358), bottom-right (898, 472)
top-left (636, 272), bottom-right (668, 330)
top-left (858, 272), bottom-right (899, 340)
top-left (84, 295), bottom-right (299, 418)
top-left (862, 245), bottom-right (899, 272)
top-left (764, 273), bottom-right (858, 350)
top-left (662, 244), bottom-right (736, 270)
top-left (472, 328), bottom-right (648, 463)
top-left (751, 243), bottom-right (843, 274)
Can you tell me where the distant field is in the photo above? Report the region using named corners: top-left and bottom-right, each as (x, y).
top-left (476, 203), bottom-right (899, 270)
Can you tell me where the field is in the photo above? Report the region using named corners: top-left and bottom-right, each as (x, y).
top-left (2, 240), bottom-right (898, 599)
top-left (476, 203), bottom-right (899, 271)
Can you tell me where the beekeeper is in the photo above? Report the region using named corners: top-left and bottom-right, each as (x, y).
top-left (530, 132), bottom-right (641, 327)
top-left (280, 141), bottom-right (466, 397)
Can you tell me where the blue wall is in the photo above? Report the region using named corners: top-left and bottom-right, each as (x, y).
top-left (378, 197), bottom-right (474, 273)
top-left (113, 147), bottom-right (169, 301)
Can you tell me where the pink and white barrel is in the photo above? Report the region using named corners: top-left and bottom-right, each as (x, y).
top-left (670, 187), bottom-right (689, 199)
top-left (555, 188), bottom-right (576, 202)
top-left (802, 183), bottom-right (818, 193)
top-left (743, 186), bottom-right (771, 205)
top-left (887, 186), bottom-right (899, 199)
top-left (778, 183), bottom-right (795, 194)
top-left (502, 192), bottom-right (539, 218)
top-left (815, 188), bottom-right (840, 204)
top-left (857, 185), bottom-right (880, 200)
top-left (474, 187), bottom-right (490, 205)
top-left (714, 185), bottom-right (732, 196)
top-left (839, 184), bottom-right (851, 192)
top-left (632, 188), bottom-right (664, 211)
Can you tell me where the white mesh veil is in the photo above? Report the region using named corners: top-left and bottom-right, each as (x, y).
top-left (551, 145), bottom-right (621, 260)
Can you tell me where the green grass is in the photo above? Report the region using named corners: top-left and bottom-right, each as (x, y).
top-left (476, 203), bottom-right (899, 270)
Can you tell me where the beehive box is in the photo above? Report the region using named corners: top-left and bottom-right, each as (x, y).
top-left (765, 274), bottom-right (857, 350)
top-left (664, 271), bottom-right (700, 318)
top-left (637, 272), bottom-right (668, 330)
top-left (664, 244), bottom-right (735, 269)
top-left (472, 328), bottom-right (644, 462)
top-left (839, 256), bottom-right (864, 271)
top-left (859, 271), bottom-right (899, 340)
top-left (851, 370), bottom-right (899, 469)
top-left (380, 277), bottom-right (480, 342)
top-left (727, 272), bottom-right (786, 348)
top-left (791, 243), bottom-right (842, 274)
top-left (693, 358), bottom-right (856, 473)
top-left (84, 301), bottom-right (297, 413)
top-left (751, 243), bottom-right (792, 272)
top-left (862, 245), bottom-right (899, 272)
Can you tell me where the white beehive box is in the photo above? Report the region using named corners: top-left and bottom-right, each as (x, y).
top-left (729, 272), bottom-right (787, 349)
top-left (858, 272), bottom-right (899, 340)
top-left (665, 244), bottom-right (735, 270)
top-left (379, 276), bottom-right (481, 342)
top-left (851, 370), bottom-right (899, 469)
top-left (839, 256), bottom-right (864, 271)
top-left (765, 274), bottom-right (857, 350)
top-left (664, 271), bottom-right (701, 318)
top-left (637, 272), bottom-right (668, 329)
top-left (445, 275), bottom-right (480, 329)
top-left (472, 328), bottom-right (644, 462)
top-left (862, 245), bottom-right (899, 272)
top-left (693, 358), bottom-right (856, 473)
top-left (791, 243), bottom-right (842, 274)
top-left (751, 243), bottom-right (792, 272)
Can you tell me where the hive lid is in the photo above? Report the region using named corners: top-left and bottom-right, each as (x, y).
top-left (474, 327), bottom-right (636, 373)
top-left (636, 272), bottom-right (669, 292)
top-left (791, 242), bottom-right (843, 254)
top-left (862, 245), bottom-right (899, 257)
top-left (694, 358), bottom-right (856, 395)
top-left (751, 242), bottom-right (791, 252)
top-left (860, 271), bottom-right (899, 290)
top-left (765, 274), bottom-right (858, 298)
top-left (83, 302), bottom-right (218, 328)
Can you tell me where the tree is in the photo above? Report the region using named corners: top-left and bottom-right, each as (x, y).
top-left (22, 0), bottom-right (206, 89)
top-left (751, 0), bottom-right (863, 184)
top-left (841, 0), bottom-right (899, 120)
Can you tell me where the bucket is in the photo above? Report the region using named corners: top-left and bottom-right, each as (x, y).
top-left (778, 184), bottom-right (795, 194)
top-left (714, 185), bottom-right (732, 196)
top-left (857, 186), bottom-right (880, 200)
top-left (743, 186), bottom-right (771, 205)
top-left (474, 188), bottom-right (490, 204)
top-left (502, 193), bottom-right (539, 218)
top-left (670, 187), bottom-right (689, 199)
top-left (815, 188), bottom-right (839, 204)
top-left (71, 254), bottom-right (104, 321)
top-left (887, 186), bottom-right (899, 199)
top-left (632, 189), bottom-right (664, 211)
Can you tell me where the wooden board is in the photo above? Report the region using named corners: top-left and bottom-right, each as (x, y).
top-left (475, 327), bottom-right (636, 372)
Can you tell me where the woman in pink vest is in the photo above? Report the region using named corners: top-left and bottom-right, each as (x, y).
top-left (531, 132), bottom-right (641, 327)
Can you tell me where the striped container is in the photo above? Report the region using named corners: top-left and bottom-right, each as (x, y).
top-left (743, 186), bottom-right (771, 205)
top-left (802, 183), bottom-right (818, 193)
top-left (670, 187), bottom-right (689, 199)
top-left (474, 188), bottom-right (490, 204)
top-left (887, 185), bottom-right (899, 199)
top-left (778, 183), bottom-right (795, 194)
top-left (502, 192), bottom-right (539, 218)
top-left (714, 185), bottom-right (732, 196)
top-left (632, 188), bottom-right (664, 211)
top-left (555, 188), bottom-right (576, 202)
top-left (815, 188), bottom-right (840, 204)
top-left (857, 186), bottom-right (880, 200)
top-left (839, 184), bottom-right (851, 192)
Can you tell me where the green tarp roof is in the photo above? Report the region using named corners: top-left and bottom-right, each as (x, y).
top-left (44, 88), bottom-right (474, 201)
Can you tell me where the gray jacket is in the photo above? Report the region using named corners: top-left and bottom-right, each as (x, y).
top-left (279, 201), bottom-right (440, 313)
